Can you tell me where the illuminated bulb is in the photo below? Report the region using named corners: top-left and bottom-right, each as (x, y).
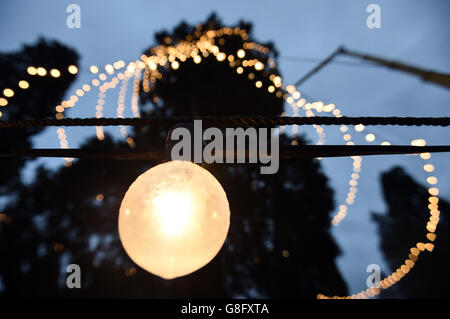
top-left (119, 161), bottom-right (230, 280)
top-left (428, 187), bottom-right (439, 196)
top-left (411, 139), bottom-right (426, 147)
top-left (27, 66), bottom-right (37, 75)
top-left (90, 65), bottom-right (99, 74)
top-left (105, 64), bottom-right (114, 74)
top-left (365, 133), bottom-right (375, 142)
top-left (193, 55), bottom-right (201, 64)
top-left (19, 80), bottom-right (29, 89)
top-left (37, 67), bottom-right (47, 76)
top-left (0, 98), bottom-right (7, 107)
top-left (50, 69), bottom-right (61, 78)
top-left (255, 61), bottom-right (264, 70)
top-left (273, 76), bottom-right (281, 87)
top-left (68, 65), bottom-right (78, 74)
top-left (171, 61), bottom-right (180, 70)
top-left (237, 49), bottom-right (245, 58)
top-left (3, 88), bottom-right (14, 97)
top-left (216, 52), bottom-right (226, 61)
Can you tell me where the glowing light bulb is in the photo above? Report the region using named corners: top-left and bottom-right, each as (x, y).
top-left (68, 65), bottom-right (78, 74)
top-left (119, 161), bottom-right (230, 280)
top-left (50, 69), bottom-right (61, 78)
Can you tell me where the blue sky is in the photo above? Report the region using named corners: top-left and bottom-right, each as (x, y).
top-left (1, 0), bottom-right (449, 294)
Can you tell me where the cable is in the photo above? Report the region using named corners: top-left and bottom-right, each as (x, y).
top-left (1, 145), bottom-right (449, 160)
top-left (294, 48), bottom-right (343, 87)
top-left (280, 56), bottom-right (377, 68)
top-left (1, 116), bottom-right (450, 129)
top-left (293, 46), bottom-right (450, 89)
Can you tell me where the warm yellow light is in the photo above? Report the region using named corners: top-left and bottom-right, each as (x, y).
top-left (411, 139), bottom-right (426, 147)
top-left (171, 61), bottom-right (180, 70)
top-left (193, 55), bottom-right (202, 64)
top-left (420, 152), bottom-right (431, 160)
top-left (105, 64), bottom-right (114, 74)
top-left (68, 65), bottom-right (78, 74)
top-left (365, 133), bottom-right (376, 142)
top-left (216, 52), bottom-right (226, 61)
top-left (119, 161), bottom-right (230, 280)
top-left (355, 124), bottom-right (365, 132)
top-left (273, 76), bottom-right (281, 87)
top-left (50, 69), bottom-right (61, 78)
top-left (286, 85), bottom-right (296, 94)
top-left (0, 98), bottom-right (7, 107)
top-left (19, 80), bottom-right (29, 89)
top-left (3, 88), bottom-right (14, 97)
top-left (255, 80), bottom-right (262, 88)
top-left (37, 67), bottom-right (47, 76)
top-left (237, 49), bottom-right (245, 59)
top-left (428, 187), bottom-right (439, 196)
top-left (90, 65), bottom-right (99, 74)
top-left (153, 190), bottom-right (195, 236)
top-left (27, 66), bottom-right (37, 75)
top-left (255, 61), bottom-right (264, 71)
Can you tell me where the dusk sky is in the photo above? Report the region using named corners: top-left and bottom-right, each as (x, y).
top-left (1, 0), bottom-right (449, 293)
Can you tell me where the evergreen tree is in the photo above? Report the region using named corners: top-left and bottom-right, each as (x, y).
top-left (373, 166), bottom-right (450, 298)
top-left (0, 38), bottom-right (79, 193)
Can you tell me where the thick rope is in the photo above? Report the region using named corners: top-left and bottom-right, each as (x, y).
top-left (1, 116), bottom-right (450, 128)
top-left (1, 145), bottom-right (450, 160)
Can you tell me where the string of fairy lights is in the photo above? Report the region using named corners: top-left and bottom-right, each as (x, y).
top-left (0, 25), bottom-right (444, 299)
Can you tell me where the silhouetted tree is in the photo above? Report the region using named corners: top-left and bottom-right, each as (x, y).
top-left (0, 38), bottom-right (79, 193)
top-left (0, 14), bottom-right (347, 298)
top-left (372, 166), bottom-right (450, 298)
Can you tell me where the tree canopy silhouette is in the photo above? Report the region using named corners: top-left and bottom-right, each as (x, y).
top-left (0, 39), bottom-right (78, 194)
top-left (373, 166), bottom-right (450, 298)
top-left (0, 14), bottom-right (347, 298)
